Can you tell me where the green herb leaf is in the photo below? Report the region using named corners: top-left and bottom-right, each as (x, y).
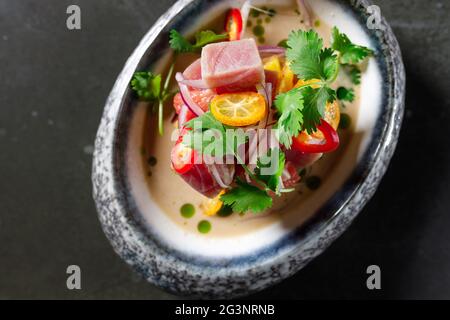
top-left (169, 29), bottom-right (228, 53)
top-left (194, 30), bottom-right (228, 48)
top-left (274, 88), bottom-right (304, 148)
top-left (169, 30), bottom-right (194, 53)
top-left (220, 179), bottom-right (272, 213)
top-left (183, 112), bottom-right (247, 158)
top-left (331, 27), bottom-right (373, 64)
top-left (255, 150), bottom-right (286, 195)
top-left (286, 30), bottom-right (338, 82)
top-left (130, 72), bottom-right (161, 101)
top-left (337, 87), bottom-right (355, 102)
top-left (302, 86), bottom-right (336, 134)
top-left (348, 65), bottom-right (361, 85)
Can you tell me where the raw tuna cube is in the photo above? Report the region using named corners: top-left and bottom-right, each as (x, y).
top-left (201, 38), bottom-right (265, 88)
top-left (183, 58), bottom-right (202, 80)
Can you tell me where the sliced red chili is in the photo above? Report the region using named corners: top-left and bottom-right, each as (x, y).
top-left (171, 132), bottom-right (195, 174)
top-left (292, 119), bottom-right (340, 153)
top-left (225, 8), bottom-right (243, 41)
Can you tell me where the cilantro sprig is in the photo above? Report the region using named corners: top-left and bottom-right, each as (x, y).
top-left (255, 150), bottom-right (286, 196)
top-left (131, 63), bottom-right (175, 135)
top-left (348, 65), bottom-right (361, 85)
top-left (273, 88), bottom-right (304, 148)
top-left (331, 27), bottom-right (373, 64)
top-left (169, 29), bottom-right (228, 53)
top-left (331, 27), bottom-right (373, 86)
top-left (287, 30), bottom-right (339, 82)
top-left (276, 29), bottom-right (338, 146)
top-left (131, 72), bottom-right (161, 101)
top-left (220, 179), bottom-right (273, 214)
top-left (275, 28), bottom-right (372, 149)
top-left (337, 87), bottom-right (355, 102)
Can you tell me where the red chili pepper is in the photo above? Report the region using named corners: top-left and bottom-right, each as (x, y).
top-left (171, 128), bottom-right (196, 174)
top-left (171, 140), bottom-right (195, 174)
top-left (225, 8), bottom-right (243, 41)
top-left (292, 119), bottom-right (340, 153)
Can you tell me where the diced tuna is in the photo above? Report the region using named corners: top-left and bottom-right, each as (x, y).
top-left (183, 58), bottom-right (202, 80)
top-left (201, 38), bottom-right (265, 89)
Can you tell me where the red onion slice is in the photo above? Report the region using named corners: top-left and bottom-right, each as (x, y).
top-left (178, 104), bottom-right (188, 128)
top-left (176, 72), bottom-right (205, 116)
top-left (258, 45), bottom-right (286, 55)
top-left (179, 78), bottom-right (210, 89)
top-left (240, 1), bottom-right (252, 39)
top-left (208, 164), bottom-right (230, 189)
top-left (220, 164), bottom-right (235, 186)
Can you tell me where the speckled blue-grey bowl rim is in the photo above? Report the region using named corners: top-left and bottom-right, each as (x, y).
top-left (92, 0), bottom-right (405, 299)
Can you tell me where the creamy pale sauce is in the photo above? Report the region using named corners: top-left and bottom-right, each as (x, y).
top-left (142, 5), bottom-right (360, 237)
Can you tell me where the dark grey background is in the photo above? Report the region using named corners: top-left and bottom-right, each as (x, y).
top-left (0, 0), bottom-right (449, 299)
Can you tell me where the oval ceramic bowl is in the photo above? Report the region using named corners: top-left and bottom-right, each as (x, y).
top-left (93, 0), bottom-right (405, 298)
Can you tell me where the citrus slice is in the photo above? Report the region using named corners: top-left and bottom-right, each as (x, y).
top-left (278, 63), bottom-right (295, 94)
top-left (210, 92), bottom-right (266, 127)
top-left (202, 190), bottom-right (225, 216)
top-left (263, 55), bottom-right (282, 75)
top-left (294, 78), bottom-right (321, 89)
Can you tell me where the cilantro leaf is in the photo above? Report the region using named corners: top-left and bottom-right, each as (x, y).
top-left (337, 87), bottom-right (355, 102)
top-left (321, 48), bottom-right (339, 81)
top-left (220, 179), bottom-right (272, 213)
top-left (255, 150), bottom-right (286, 195)
top-left (194, 30), bottom-right (228, 48)
top-left (348, 65), bottom-right (361, 85)
top-left (331, 27), bottom-right (373, 64)
top-left (302, 86), bottom-right (336, 134)
top-left (169, 30), bottom-right (194, 53)
top-left (130, 72), bottom-right (161, 101)
top-left (169, 29), bottom-right (228, 53)
top-left (183, 112), bottom-right (247, 158)
top-left (287, 30), bottom-right (338, 82)
top-left (274, 88), bottom-right (304, 148)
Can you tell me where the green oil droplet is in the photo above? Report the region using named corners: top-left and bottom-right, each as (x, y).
top-left (197, 220), bottom-right (212, 234)
top-left (306, 176), bottom-right (321, 190)
top-left (147, 156), bottom-right (157, 166)
top-left (258, 36), bottom-right (266, 44)
top-left (265, 17), bottom-right (271, 23)
top-left (250, 8), bottom-right (260, 18)
top-left (339, 113), bottom-right (352, 130)
top-left (180, 203), bottom-right (195, 218)
top-left (247, 20), bottom-right (253, 28)
top-left (314, 20), bottom-right (321, 27)
top-left (257, 18), bottom-right (263, 25)
top-left (253, 25), bottom-right (265, 37)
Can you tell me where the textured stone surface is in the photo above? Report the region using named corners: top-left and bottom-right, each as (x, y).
top-left (0, 0), bottom-right (449, 299)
